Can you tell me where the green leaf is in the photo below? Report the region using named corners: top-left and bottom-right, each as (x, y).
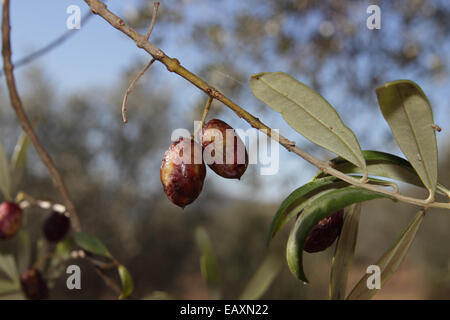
top-left (314, 150), bottom-right (449, 197)
top-left (55, 237), bottom-right (76, 259)
top-left (250, 72), bottom-right (366, 171)
top-left (195, 226), bottom-right (220, 299)
top-left (142, 291), bottom-right (173, 300)
top-left (0, 278), bottom-right (20, 295)
top-left (267, 176), bottom-right (343, 245)
top-left (10, 133), bottom-right (30, 193)
top-left (347, 209), bottom-right (425, 300)
top-left (376, 80), bottom-right (438, 198)
top-left (0, 139), bottom-right (12, 200)
top-left (329, 203), bottom-right (361, 300)
top-left (118, 264), bottom-right (134, 299)
top-left (239, 254), bottom-right (281, 300)
top-left (267, 174), bottom-right (396, 246)
top-left (73, 232), bottom-right (111, 258)
top-left (0, 254), bottom-right (19, 282)
top-left (17, 231), bottom-right (31, 273)
top-left (286, 187), bottom-right (391, 283)
top-left (0, 291), bottom-right (25, 300)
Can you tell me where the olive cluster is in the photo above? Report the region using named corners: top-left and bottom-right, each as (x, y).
top-left (160, 119), bottom-right (248, 208)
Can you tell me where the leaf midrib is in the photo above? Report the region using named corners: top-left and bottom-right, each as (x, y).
top-left (259, 76), bottom-right (363, 167)
top-left (395, 85), bottom-right (433, 190)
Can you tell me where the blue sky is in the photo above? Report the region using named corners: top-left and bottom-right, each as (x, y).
top-left (10, 0), bottom-right (145, 92)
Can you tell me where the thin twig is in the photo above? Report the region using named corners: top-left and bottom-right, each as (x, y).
top-left (200, 96), bottom-right (213, 128)
top-left (2, 0), bottom-right (82, 230)
top-left (84, 0), bottom-right (450, 210)
top-left (145, 2), bottom-right (160, 40)
top-left (121, 2), bottom-right (159, 122)
top-left (122, 58), bottom-right (155, 122)
top-left (93, 266), bottom-right (122, 296)
top-left (86, 256), bottom-right (118, 270)
top-left (194, 96), bottom-right (213, 138)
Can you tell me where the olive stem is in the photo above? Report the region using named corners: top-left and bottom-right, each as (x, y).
top-left (2, 0), bottom-right (81, 231)
top-left (83, 0), bottom-right (450, 210)
top-left (121, 58), bottom-right (156, 122)
top-left (145, 2), bottom-right (160, 40)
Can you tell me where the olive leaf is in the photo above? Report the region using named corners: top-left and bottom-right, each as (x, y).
top-left (329, 203), bottom-right (361, 300)
top-left (0, 254), bottom-right (19, 282)
top-left (118, 264), bottom-right (134, 299)
top-left (347, 209), bottom-right (425, 300)
top-left (17, 231), bottom-right (31, 273)
top-left (376, 80), bottom-right (438, 198)
top-left (266, 176), bottom-right (343, 246)
top-left (0, 278), bottom-right (21, 296)
top-left (250, 72), bottom-right (366, 172)
top-left (267, 174), bottom-right (395, 246)
top-left (0, 139), bottom-right (12, 200)
top-left (195, 226), bottom-right (220, 299)
top-left (287, 187), bottom-right (391, 283)
top-left (314, 150), bottom-right (449, 197)
top-left (10, 133), bottom-right (30, 193)
top-left (73, 232), bottom-right (111, 258)
top-left (239, 254), bottom-right (281, 300)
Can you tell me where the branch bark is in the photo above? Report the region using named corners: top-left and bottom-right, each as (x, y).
top-left (84, 0), bottom-right (448, 210)
top-left (1, 0), bottom-right (81, 230)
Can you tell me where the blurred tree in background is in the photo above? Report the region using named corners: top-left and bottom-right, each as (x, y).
top-left (0, 0), bottom-right (449, 299)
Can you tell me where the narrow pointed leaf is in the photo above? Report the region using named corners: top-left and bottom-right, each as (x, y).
top-left (287, 187), bottom-right (390, 282)
top-left (347, 210), bottom-right (425, 300)
top-left (267, 176), bottom-right (342, 245)
top-left (250, 72), bottom-right (366, 171)
top-left (10, 133), bottom-right (30, 192)
top-left (118, 265), bottom-right (134, 299)
top-left (329, 203), bottom-right (361, 300)
top-left (268, 174), bottom-right (394, 245)
top-left (314, 150), bottom-right (449, 196)
top-left (195, 226), bottom-right (220, 299)
top-left (0, 254), bottom-right (19, 282)
top-left (376, 80), bottom-right (438, 197)
top-left (73, 232), bottom-right (111, 258)
top-left (17, 231), bottom-right (31, 273)
top-left (239, 254), bottom-right (281, 300)
top-left (0, 140), bottom-right (11, 200)
top-left (0, 278), bottom-right (20, 295)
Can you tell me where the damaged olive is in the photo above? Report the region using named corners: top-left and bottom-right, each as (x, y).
top-left (160, 137), bottom-right (207, 208)
top-left (200, 119), bottom-right (248, 179)
top-left (20, 268), bottom-right (49, 300)
top-left (0, 202), bottom-right (23, 240)
top-left (301, 209), bottom-right (344, 253)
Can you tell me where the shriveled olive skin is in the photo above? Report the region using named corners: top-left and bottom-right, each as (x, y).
top-left (43, 211), bottom-right (71, 242)
top-left (201, 119), bottom-right (248, 179)
top-left (20, 268), bottom-right (49, 300)
top-left (0, 202), bottom-right (23, 240)
top-left (160, 137), bottom-right (207, 208)
top-left (302, 209), bottom-right (344, 253)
